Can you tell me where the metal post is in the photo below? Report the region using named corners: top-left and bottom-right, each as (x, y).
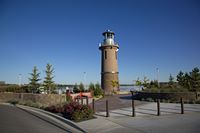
top-left (157, 99), bottom-right (160, 116)
top-left (181, 98), bottom-right (184, 114)
top-left (81, 97), bottom-right (83, 105)
top-left (86, 97), bottom-right (89, 105)
top-left (106, 100), bottom-right (109, 117)
top-left (132, 99), bottom-right (135, 117)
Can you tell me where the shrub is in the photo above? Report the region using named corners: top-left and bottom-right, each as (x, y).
top-left (63, 102), bottom-right (81, 117)
top-left (56, 102), bottom-right (94, 121)
top-left (13, 100), bottom-right (44, 109)
top-left (94, 88), bottom-right (104, 97)
top-left (71, 110), bottom-right (83, 121)
top-left (89, 82), bottom-right (104, 97)
top-left (195, 99), bottom-right (200, 104)
top-left (94, 83), bottom-right (104, 97)
top-left (66, 95), bottom-right (72, 102)
top-left (45, 101), bottom-right (94, 122)
top-left (64, 102), bottom-right (93, 121)
top-left (189, 100), bottom-right (196, 104)
top-left (45, 104), bottom-right (64, 113)
top-left (71, 105), bottom-right (94, 121)
top-left (81, 105), bottom-right (94, 119)
top-left (73, 83), bottom-right (80, 93)
top-left (8, 100), bottom-right (19, 105)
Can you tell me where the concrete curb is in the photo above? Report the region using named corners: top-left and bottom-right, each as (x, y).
top-left (10, 103), bottom-right (87, 133)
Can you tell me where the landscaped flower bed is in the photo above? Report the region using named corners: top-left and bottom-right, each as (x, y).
top-left (45, 102), bottom-right (94, 122)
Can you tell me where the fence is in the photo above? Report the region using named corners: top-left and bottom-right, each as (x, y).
top-left (0, 92), bottom-right (66, 106)
top-left (133, 92), bottom-right (200, 102)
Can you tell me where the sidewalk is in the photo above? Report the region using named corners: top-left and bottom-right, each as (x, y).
top-left (77, 102), bottom-right (200, 133)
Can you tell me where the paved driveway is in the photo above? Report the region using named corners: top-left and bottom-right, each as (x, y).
top-left (0, 104), bottom-right (73, 133)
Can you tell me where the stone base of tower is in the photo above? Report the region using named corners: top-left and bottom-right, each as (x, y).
top-left (101, 72), bottom-right (119, 95)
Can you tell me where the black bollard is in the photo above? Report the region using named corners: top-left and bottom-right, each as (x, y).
top-left (157, 99), bottom-right (160, 116)
top-left (81, 97), bottom-right (83, 105)
top-left (132, 99), bottom-right (135, 117)
top-left (181, 98), bottom-right (184, 114)
top-left (106, 100), bottom-right (109, 117)
top-left (86, 97), bottom-right (89, 105)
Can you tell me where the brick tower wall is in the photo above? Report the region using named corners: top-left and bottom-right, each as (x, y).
top-left (100, 45), bottom-right (119, 95)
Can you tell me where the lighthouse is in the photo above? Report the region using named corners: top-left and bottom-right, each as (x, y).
top-left (99, 30), bottom-right (119, 95)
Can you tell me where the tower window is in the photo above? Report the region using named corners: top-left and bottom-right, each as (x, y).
top-left (108, 34), bottom-right (112, 39)
top-left (115, 51), bottom-right (117, 59)
top-left (105, 51), bottom-right (107, 59)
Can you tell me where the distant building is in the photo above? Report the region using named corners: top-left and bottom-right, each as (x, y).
top-left (99, 30), bottom-right (119, 95)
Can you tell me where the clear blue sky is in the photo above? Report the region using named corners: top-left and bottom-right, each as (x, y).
top-left (0, 0), bottom-right (200, 84)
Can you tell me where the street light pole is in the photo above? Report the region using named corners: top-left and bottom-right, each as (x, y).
top-left (83, 72), bottom-right (86, 89)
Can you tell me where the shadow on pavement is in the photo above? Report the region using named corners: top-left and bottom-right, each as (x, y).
top-left (161, 107), bottom-right (200, 113)
top-left (110, 111), bottom-right (131, 117)
top-left (119, 108), bottom-right (156, 116)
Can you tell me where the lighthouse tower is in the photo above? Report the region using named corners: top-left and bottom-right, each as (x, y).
top-left (99, 30), bottom-right (119, 95)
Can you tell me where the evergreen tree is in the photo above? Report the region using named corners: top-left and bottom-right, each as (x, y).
top-left (95, 82), bottom-right (101, 90)
top-left (190, 67), bottom-right (200, 91)
top-left (43, 63), bottom-right (55, 93)
top-left (184, 72), bottom-right (192, 90)
top-left (177, 71), bottom-right (184, 86)
top-left (169, 74), bottom-right (174, 86)
top-left (73, 83), bottom-right (79, 93)
top-left (149, 80), bottom-right (159, 88)
top-left (89, 83), bottom-right (95, 91)
top-left (135, 78), bottom-right (142, 86)
top-left (143, 76), bottom-right (149, 87)
top-left (79, 82), bottom-right (85, 92)
top-left (94, 82), bottom-right (104, 97)
top-left (29, 66), bottom-right (41, 93)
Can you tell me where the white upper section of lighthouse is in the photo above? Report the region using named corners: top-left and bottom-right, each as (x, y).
top-left (101, 30), bottom-right (119, 46)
